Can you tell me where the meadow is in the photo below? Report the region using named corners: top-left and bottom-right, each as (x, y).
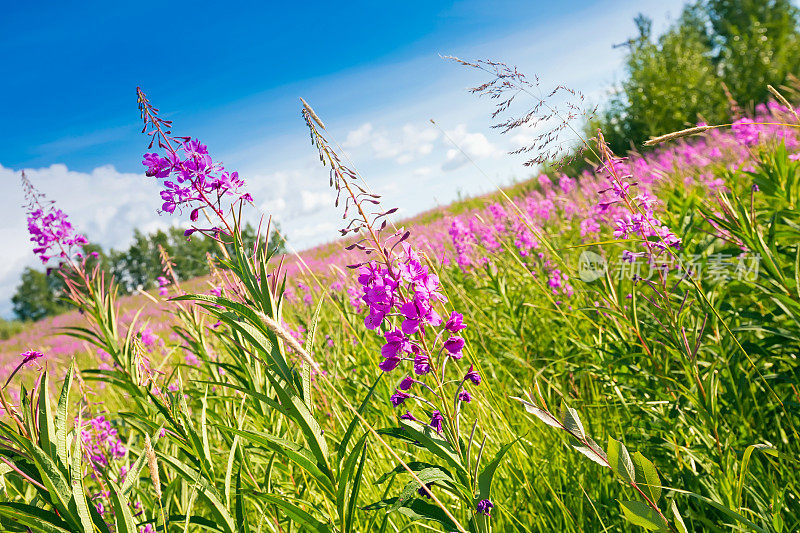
top-left (0, 74), bottom-right (798, 533)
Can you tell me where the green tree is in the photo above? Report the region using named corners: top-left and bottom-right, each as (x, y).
top-left (11, 267), bottom-right (68, 321)
top-left (708, 0), bottom-right (800, 107)
top-left (596, 0), bottom-right (800, 154)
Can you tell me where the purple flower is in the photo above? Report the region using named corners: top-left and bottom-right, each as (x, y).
top-left (413, 354), bottom-right (431, 375)
top-left (476, 499), bottom-right (494, 516)
top-left (464, 365), bottom-right (481, 385)
top-left (458, 390), bottom-right (472, 403)
top-left (417, 483), bottom-right (434, 498)
top-left (381, 329), bottom-right (411, 358)
top-left (390, 390), bottom-right (411, 407)
top-left (21, 350), bottom-right (45, 365)
top-left (399, 376), bottom-right (415, 390)
top-left (443, 336), bottom-right (465, 359)
top-left (430, 410), bottom-right (444, 433)
top-left (732, 118), bottom-right (760, 146)
top-left (399, 298), bottom-right (441, 335)
top-left (400, 411), bottom-right (418, 422)
top-left (379, 357), bottom-right (401, 373)
top-left (138, 92), bottom-right (253, 224)
top-left (22, 174), bottom-right (88, 265)
top-left (445, 311), bottom-right (466, 333)
top-left (140, 328), bottom-right (157, 348)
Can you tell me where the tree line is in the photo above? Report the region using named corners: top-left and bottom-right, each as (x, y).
top-left (593, 0), bottom-right (800, 155)
top-left (11, 224), bottom-right (287, 321)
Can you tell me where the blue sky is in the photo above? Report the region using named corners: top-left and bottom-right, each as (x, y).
top-left (0, 0), bottom-right (687, 317)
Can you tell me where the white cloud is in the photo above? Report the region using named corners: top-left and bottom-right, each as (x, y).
top-left (300, 190), bottom-right (333, 213)
top-left (441, 124), bottom-right (501, 171)
top-left (290, 221), bottom-right (338, 241)
top-left (344, 123), bottom-right (374, 148)
top-left (343, 122), bottom-right (440, 165)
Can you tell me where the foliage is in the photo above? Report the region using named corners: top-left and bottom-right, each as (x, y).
top-left (2, 79), bottom-right (800, 533)
top-left (595, 0), bottom-right (800, 154)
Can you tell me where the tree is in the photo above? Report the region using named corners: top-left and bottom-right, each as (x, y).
top-left (11, 222), bottom-right (290, 320)
top-left (708, 0), bottom-right (800, 107)
top-left (267, 221), bottom-right (288, 257)
top-left (596, 0), bottom-right (800, 154)
top-left (11, 267), bottom-right (68, 321)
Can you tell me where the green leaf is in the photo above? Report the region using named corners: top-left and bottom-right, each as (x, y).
top-left (106, 481), bottom-right (137, 533)
top-left (338, 374), bottom-right (382, 466)
top-left (121, 426), bottom-right (164, 495)
top-left (303, 296), bottom-right (325, 410)
top-left (363, 498), bottom-right (458, 531)
top-left (172, 294), bottom-right (295, 386)
top-left (736, 444), bottom-right (777, 510)
top-left (337, 432), bottom-right (366, 526)
top-left (619, 500), bottom-right (669, 531)
top-left (608, 437), bottom-right (635, 484)
top-left (0, 502), bottom-right (73, 533)
top-left (477, 440), bottom-right (516, 501)
top-left (344, 434), bottom-right (369, 533)
top-left (37, 371), bottom-right (56, 461)
top-left (633, 451), bottom-right (661, 504)
top-left (70, 434), bottom-right (94, 533)
top-left (250, 493), bottom-right (332, 532)
top-left (200, 386), bottom-right (213, 470)
top-left (235, 465), bottom-right (250, 533)
top-left (374, 462), bottom-right (442, 485)
top-left (569, 436), bottom-right (608, 467)
top-left (513, 396), bottom-right (561, 428)
top-left (54, 361), bottom-right (74, 469)
top-left (23, 440), bottom-right (80, 528)
top-left (388, 467), bottom-right (455, 512)
top-left (561, 407), bottom-right (586, 440)
top-left (157, 452), bottom-right (237, 533)
top-left (267, 374), bottom-right (330, 472)
top-left (224, 434), bottom-right (240, 510)
top-left (671, 500), bottom-right (688, 533)
top-left (221, 425), bottom-right (335, 499)
top-left (398, 420), bottom-right (467, 477)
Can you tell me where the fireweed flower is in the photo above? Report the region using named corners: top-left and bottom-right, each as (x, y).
top-left (413, 353), bottom-right (431, 375)
top-left (81, 415), bottom-right (127, 480)
top-left (443, 336), bottom-right (465, 358)
top-left (400, 411), bottom-right (419, 422)
top-left (156, 276), bottom-right (170, 297)
top-left (464, 365), bottom-right (481, 385)
top-left (597, 136), bottom-right (681, 261)
top-left (417, 483), bottom-right (434, 498)
top-left (21, 350), bottom-right (44, 365)
top-left (476, 499), bottom-right (494, 516)
top-left (430, 410), bottom-right (444, 433)
top-left (732, 117), bottom-right (760, 146)
top-left (21, 172), bottom-right (89, 265)
top-left (399, 376), bottom-right (415, 390)
top-left (390, 390), bottom-right (411, 407)
top-left (445, 311), bottom-right (466, 333)
top-left (137, 88), bottom-right (253, 236)
top-left (4, 350), bottom-right (47, 389)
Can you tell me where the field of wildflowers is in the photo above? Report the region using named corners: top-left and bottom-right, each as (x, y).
top-left (0, 72), bottom-right (799, 533)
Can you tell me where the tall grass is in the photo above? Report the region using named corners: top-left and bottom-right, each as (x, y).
top-left (0, 68), bottom-right (798, 533)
